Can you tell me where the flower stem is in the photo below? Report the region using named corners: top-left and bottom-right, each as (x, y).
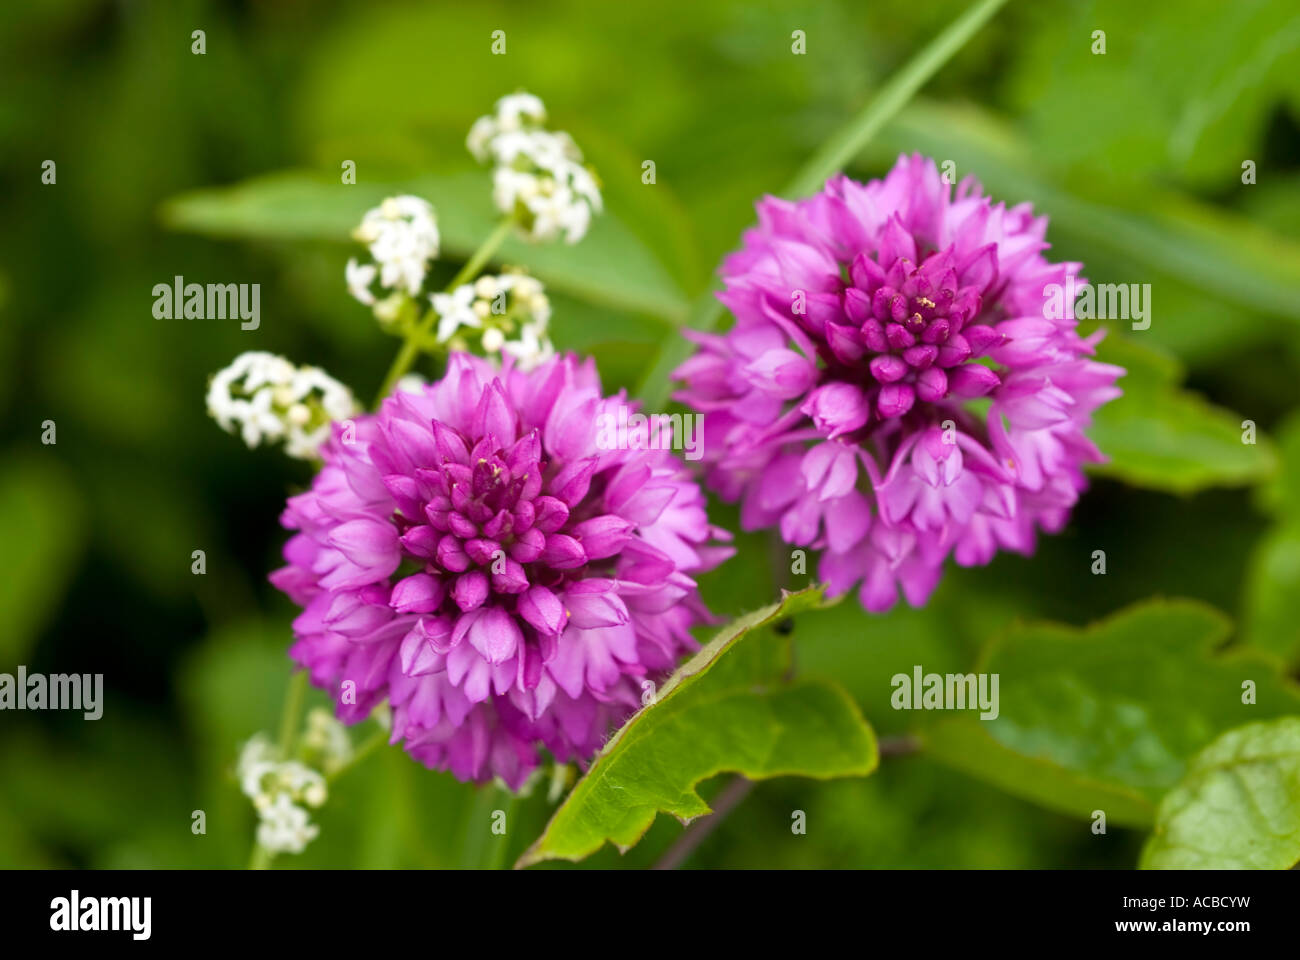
top-left (277, 668), bottom-right (308, 758)
top-left (247, 668), bottom-right (309, 869)
top-left (326, 726), bottom-right (388, 783)
top-left (634, 0), bottom-right (1013, 409)
top-left (459, 782), bottom-right (516, 869)
top-left (372, 217), bottom-right (516, 406)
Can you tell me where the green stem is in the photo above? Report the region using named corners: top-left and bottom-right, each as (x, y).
top-left (277, 669), bottom-right (308, 758)
top-left (326, 726), bottom-right (388, 783)
top-left (484, 790), bottom-right (521, 870)
top-left (459, 783), bottom-right (517, 869)
top-left (635, 0), bottom-right (1013, 408)
top-left (247, 668), bottom-right (309, 870)
top-left (372, 217), bottom-right (516, 406)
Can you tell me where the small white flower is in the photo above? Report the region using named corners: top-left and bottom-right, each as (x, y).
top-left (431, 284), bottom-right (480, 343)
top-left (236, 731), bottom-right (330, 857)
top-left (345, 258), bottom-right (378, 305)
top-left (256, 794), bottom-right (319, 855)
top-left (394, 374), bottom-right (428, 395)
top-left (428, 271), bottom-right (554, 365)
top-left (468, 92), bottom-right (602, 244)
top-left (301, 707), bottom-right (353, 775)
top-left (278, 761), bottom-right (328, 808)
top-left (349, 195), bottom-right (440, 306)
top-left (207, 352), bottom-right (357, 460)
top-left (501, 322), bottom-right (556, 371)
top-left (496, 92), bottom-right (547, 131)
top-left (236, 734), bottom-right (280, 805)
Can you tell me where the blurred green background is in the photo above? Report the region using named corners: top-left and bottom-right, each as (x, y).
top-left (2, 0), bottom-right (1300, 869)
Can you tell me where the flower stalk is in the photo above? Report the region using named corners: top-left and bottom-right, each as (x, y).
top-left (373, 216), bottom-right (516, 406)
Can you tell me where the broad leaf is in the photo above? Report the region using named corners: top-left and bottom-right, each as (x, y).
top-left (160, 170), bottom-right (689, 322)
top-left (1141, 718), bottom-right (1300, 869)
top-left (517, 586), bottom-right (877, 867)
top-left (1243, 414), bottom-right (1300, 662)
top-left (924, 599), bottom-right (1300, 827)
top-left (1087, 334), bottom-right (1276, 493)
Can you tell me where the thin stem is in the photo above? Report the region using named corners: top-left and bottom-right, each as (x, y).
top-left (484, 790), bottom-right (521, 870)
top-left (372, 217), bottom-right (516, 406)
top-left (248, 669), bottom-right (308, 870)
top-left (878, 734), bottom-right (922, 758)
top-left (326, 726), bottom-right (388, 783)
top-left (277, 669), bottom-right (308, 758)
top-left (635, 0), bottom-right (1013, 408)
top-left (653, 775), bottom-right (754, 870)
top-left (248, 842), bottom-right (271, 871)
top-left (459, 782), bottom-right (515, 869)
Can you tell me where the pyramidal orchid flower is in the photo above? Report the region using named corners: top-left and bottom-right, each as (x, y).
top-left (673, 154), bottom-right (1124, 613)
top-left (270, 353), bottom-right (732, 788)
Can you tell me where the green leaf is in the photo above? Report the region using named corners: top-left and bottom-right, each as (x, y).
top-left (0, 456), bottom-right (85, 664)
top-left (636, 0), bottom-right (1014, 408)
top-left (1141, 718), bottom-right (1300, 869)
top-left (1086, 333), bottom-right (1277, 493)
top-left (1242, 414), bottom-right (1300, 663)
top-left (160, 169), bottom-right (688, 322)
top-left (1254, 411), bottom-right (1300, 521)
top-left (1241, 525), bottom-right (1300, 664)
top-left (924, 599), bottom-right (1300, 827)
top-left (516, 586), bottom-right (877, 867)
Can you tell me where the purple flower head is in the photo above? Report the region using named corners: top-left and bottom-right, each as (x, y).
top-left (271, 353), bottom-right (732, 788)
top-left (674, 154), bottom-right (1123, 613)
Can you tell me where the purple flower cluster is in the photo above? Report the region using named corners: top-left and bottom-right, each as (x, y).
top-left (674, 154), bottom-right (1124, 612)
top-left (271, 353), bottom-right (731, 788)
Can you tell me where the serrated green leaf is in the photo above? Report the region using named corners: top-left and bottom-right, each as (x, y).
top-left (160, 169), bottom-right (688, 322)
top-left (1086, 334), bottom-right (1276, 493)
top-left (1141, 718), bottom-right (1300, 869)
top-left (925, 599), bottom-right (1300, 827)
top-left (517, 586), bottom-right (877, 867)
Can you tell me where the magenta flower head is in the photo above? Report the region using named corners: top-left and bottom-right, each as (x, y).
top-left (674, 154), bottom-right (1123, 613)
top-left (271, 353), bottom-right (732, 788)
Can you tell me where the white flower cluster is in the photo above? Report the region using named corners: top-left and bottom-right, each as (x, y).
top-left (430, 272), bottom-right (555, 370)
top-left (346, 195), bottom-right (441, 313)
top-left (300, 707), bottom-right (353, 777)
top-left (237, 734), bottom-right (328, 856)
top-left (467, 92), bottom-right (602, 244)
top-left (206, 351), bottom-right (356, 460)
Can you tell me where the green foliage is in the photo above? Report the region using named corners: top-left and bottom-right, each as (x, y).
top-left (518, 587), bottom-right (878, 866)
top-left (0, 456), bottom-right (84, 664)
top-left (1242, 414), bottom-right (1300, 663)
top-left (4, 0), bottom-right (1300, 871)
top-left (1088, 335), bottom-right (1277, 493)
top-left (162, 171), bottom-right (689, 322)
top-left (924, 599), bottom-right (1300, 828)
top-left (1141, 718), bottom-right (1300, 869)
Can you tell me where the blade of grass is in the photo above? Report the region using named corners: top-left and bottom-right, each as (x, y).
top-left (635, 0), bottom-right (1014, 408)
